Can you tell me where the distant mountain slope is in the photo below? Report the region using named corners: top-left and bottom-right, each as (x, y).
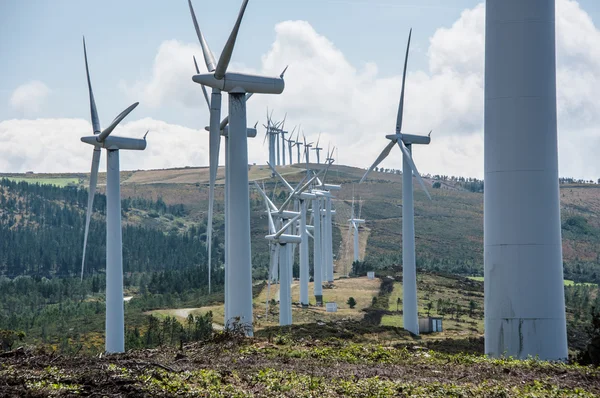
top-left (2, 164), bottom-right (600, 283)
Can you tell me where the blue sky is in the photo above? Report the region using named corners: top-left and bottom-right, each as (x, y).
top-left (1, 0), bottom-right (481, 122)
top-left (2, 0), bottom-right (600, 179)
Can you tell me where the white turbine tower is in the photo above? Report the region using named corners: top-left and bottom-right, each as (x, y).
top-left (360, 29), bottom-right (432, 336)
top-left (79, 38), bottom-right (147, 353)
top-left (286, 126), bottom-right (297, 165)
top-left (188, 0), bottom-right (285, 334)
top-left (255, 182), bottom-right (300, 326)
top-left (303, 134), bottom-right (313, 165)
top-left (312, 153), bottom-right (338, 284)
top-left (347, 193), bottom-right (365, 265)
top-left (312, 133), bottom-right (323, 164)
top-left (268, 163), bottom-right (327, 307)
top-left (294, 131), bottom-right (303, 165)
top-left (484, 0), bottom-right (567, 360)
top-left (193, 56), bottom-right (256, 299)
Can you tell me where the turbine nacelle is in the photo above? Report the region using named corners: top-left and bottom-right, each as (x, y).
top-left (81, 135), bottom-right (147, 151)
top-left (349, 218), bottom-right (366, 224)
top-left (272, 210), bottom-right (300, 219)
top-left (266, 233), bottom-right (302, 244)
top-left (385, 133), bottom-right (430, 145)
top-left (319, 183), bottom-right (341, 191)
top-left (204, 125), bottom-right (257, 138)
top-left (193, 73), bottom-right (284, 95)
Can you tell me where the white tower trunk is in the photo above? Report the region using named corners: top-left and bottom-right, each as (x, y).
top-left (353, 225), bottom-right (359, 263)
top-left (276, 135), bottom-right (280, 166)
top-left (224, 135), bottom-right (230, 324)
top-left (299, 200), bottom-right (309, 306)
top-left (484, 0), bottom-right (567, 360)
top-left (279, 243), bottom-right (292, 325)
top-left (313, 198), bottom-right (323, 303)
top-left (225, 93), bottom-right (253, 335)
top-left (402, 146), bottom-right (419, 335)
top-left (321, 208), bottom-right (327, 283)
top-left (269, 133), bottom-right (276, 170)
top-left (105, 149), bottom-right (125, 353)
top-left (325, 197), bottom-right (334, 283)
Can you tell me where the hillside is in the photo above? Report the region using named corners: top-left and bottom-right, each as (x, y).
top-left (3, 164), bottom-right (599, 282)
top-left (1, 165), bottom-right (600, 358)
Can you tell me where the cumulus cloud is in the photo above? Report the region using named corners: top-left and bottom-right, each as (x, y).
top-left (9, 81), bottom-right (51, 116)
top-left (0, 118), bottom-right (207, 173)
top-left (3, 0), bottom-right (600, 180)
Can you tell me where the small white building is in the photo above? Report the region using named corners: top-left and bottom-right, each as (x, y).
top-left (419, 317), bottom-right (443, 333)
top-left (326, 302), bottom-right (337, 312)
top-left (367, 271), bottom-right (375, 280)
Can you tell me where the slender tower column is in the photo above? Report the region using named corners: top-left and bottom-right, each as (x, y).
top-left (325, 197), bottom-right (334, 283)
top-left (224, 135), bottom-right (230, 324)
top-left (276, 134), bottom-right (281, 166)
top-left (320, 206), bottom-right (327, 283)
top-left (484, 0), bottom-right (567, 360)
top-left (105, 149), bottom-right (125, 353)
top-left (299, 200), bottom-right (309, 306)
top-left (313, 198), bottom-right (323, 304)
top-left (354, 225), bottom-right (359, 263)
top-left (226, 92), bottom-right (253, 335)
top-left (402, 145), bottom-right (419, 335)
top-left (279, 242), bottom-right (292, 325)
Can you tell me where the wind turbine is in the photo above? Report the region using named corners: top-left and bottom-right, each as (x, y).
top-left (313, 149), bottom-right (339, 284)
top-left (294, 131), bottom-right (303, 164)
top-left (286, 126), bottom-right (297, 165)
top-left (279, 115), bottom-right (288, 166)
top-left (193, 56), bottom-right (255, 298)
top-left (360, 29), bottom-right (432, 336)
top-left (79, 38), bottom-right (147, 353)
top-left (255, 182), bottom-right (301, 326)
top-left (347, 191), bottom-right (365, 265)
top-left (188, 0), bottom-right (286, 334)
top-left (303, 133), bottom-right (313, 164)
top-left (268, 162), bottom-right (327, 307)
top-left (312, 133), bottom-right (323, 164)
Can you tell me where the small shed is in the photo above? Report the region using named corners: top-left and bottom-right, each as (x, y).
top-left (419, 317), bottom-right (443, 333)
top-left (367, 271), bottom-right (375, 280)
top-left (326, 302), bottom-right (338, 312)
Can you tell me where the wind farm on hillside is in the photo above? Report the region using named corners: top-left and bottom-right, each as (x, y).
top-left (1, 0), bottom-right (600, 396)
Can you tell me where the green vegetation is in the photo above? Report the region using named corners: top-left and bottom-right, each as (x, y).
top-left (5, 176), bottom-right (80, 187)
top-left (1, 336), bottom-right (598, 396)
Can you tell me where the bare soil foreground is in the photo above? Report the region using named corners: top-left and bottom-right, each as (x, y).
top-left (1, 327), bottom-right (598, 397)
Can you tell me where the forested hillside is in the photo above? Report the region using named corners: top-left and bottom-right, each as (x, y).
top-left (1, 166), bottom-right (600, 353)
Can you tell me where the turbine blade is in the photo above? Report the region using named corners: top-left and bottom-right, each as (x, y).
top-left (254, 182), bottom-right (277, 233)
top-left (359, 140), bottom-right (395, 183)
top-left (207, 94), bottom-right (222, 294)
top-left (267, 161), bottom-right (294, 192)
top-left (201, 85), bottom-right (211, 112)
top-left (188, 0), bottom-right (217, 72)
top-left (81, 148), bottom-right (101, 280)
top-left (275, 214), bottom-right (301, 239)
top-left (98, 102), bottom-right (139, 141)
top-left (396, 28), bottom-right (412, 134)
top-left (83, 37), bottom-right (101, 134)
top-left (280, 65), bottom-right (289, 78)
top-left (194, 56), bottom-right (212, 111)
top-left (398, 140), bottom-right (431, 200)
top-left (214, 0), bottom-right (249, 80)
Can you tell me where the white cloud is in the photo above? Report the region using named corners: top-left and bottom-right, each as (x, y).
top-left (9, 81), bottom-right (51, 116)
top-left (0, 118), bottom-right (207, 173)
top-left (3, 0), bottom-right (600, 180)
